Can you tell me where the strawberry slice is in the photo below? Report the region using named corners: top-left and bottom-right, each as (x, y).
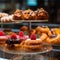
top-left (0, 31), bottom-right (5, 36)
top-left (30, 34), bottom-right (36, 40)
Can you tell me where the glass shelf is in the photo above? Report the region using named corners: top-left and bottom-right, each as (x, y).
top-left (0, 20), bottom-right (48, 24)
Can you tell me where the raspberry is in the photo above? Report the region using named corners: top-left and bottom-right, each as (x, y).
top-left (19, 31), bottom-right (24, 37)
top-left (0, 31), bottom-right (5, 36)
top-left (30, 34), bottom-right (36, 40)
top-left (11, 33), bottom-right (17, 39)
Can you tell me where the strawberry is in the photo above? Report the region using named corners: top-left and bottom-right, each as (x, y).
top-left (11, 33), bottom-right (17, 39)
top-left (0, 31), bottom-right (5, 36)
top-left (30, 34), bottom-right (36, 40)
top-left (19, 31), bottom-right (24, 37)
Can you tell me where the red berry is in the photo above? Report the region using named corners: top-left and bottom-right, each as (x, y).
top-left (30, 34), bottom-right (36, 40)
top-left (11, 33), bottom-right (17, 39)
top-left (0, 31), bottom-right (5, 36)
top-left (19, 31), bottom-right (24, 37)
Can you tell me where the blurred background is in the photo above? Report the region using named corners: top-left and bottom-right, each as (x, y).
top-left (0, 0), bottom-right (60, 23)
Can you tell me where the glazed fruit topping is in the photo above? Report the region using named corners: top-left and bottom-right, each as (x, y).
top-left (50, 34), bottom-right (57, 38)
top-left (30, 34), bottom-right (36, 40)
top-left (19, 31), bottom-right (24, 37)
top-left (0, 31), bottom-right (5, 36)
top-left (11, 33), bottom-right (17, 39)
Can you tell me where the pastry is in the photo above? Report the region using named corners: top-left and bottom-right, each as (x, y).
top-left (40, 33), bottom-right (48, 41)
top-left (36, 26), bottom-right (52, 36)
top-left (35, 26), bottom-right (41, 35)
top-left (52, 28), bottom-right (60, 34)
top-left (1, 15), bottom-right (14, 22)
top-left (23, 34), bottom-right (42, 52)
top-left (22, 9), bottom-right (33, 20)
top-left (35, 27), bottom-right (48, 41)
top-left (0, 13), bottom-right (8, 18)
top-left (13, 9), bottom-right (23, 20)
top-left (46, 34), bottom-right (60, 44)
top-left (0, 31), bottom-right (8, 44)
top-left (29, 11), bottom-right (37, 20)
top-left (37, 8), bottom-right (49, 20)
top-left (6, 33), bottom-right (21, 48)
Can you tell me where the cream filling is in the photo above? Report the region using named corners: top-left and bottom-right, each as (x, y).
top-left (25, 38), bottom-right (41, 42)
top-left (0, 36), bottom-right (8, 39)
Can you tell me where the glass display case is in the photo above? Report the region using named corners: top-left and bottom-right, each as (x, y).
top-left (0, 1), bottom-right (60, 60)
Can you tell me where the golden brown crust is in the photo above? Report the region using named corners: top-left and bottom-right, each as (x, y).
top-left (23, 39), bottom-right (42, 51)
top-left (25, 40), bottom-right (42, 45)
top-left (46, 34), bottom-right (60, 44)
top-left (6, 44), bottom-right (22, 50)
top-left (37, 8), bottom-right (49, 20)
top-left (13, 9), bottom-right (23, 20)
top-left (37, 26), bottom-right (52, 36)
top-left (23, 44), bottom-right (42, 52)
top-left (22, 9), bottom-right (32, 20)
top-left (35, 26), bottom-right (41, 35)
top-left (52, 28), bottom-right (60, 34)
top-left (40, 33), bottom-right (48, 41)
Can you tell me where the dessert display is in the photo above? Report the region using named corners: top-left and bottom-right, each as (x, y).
top-left (0, 25), bottom-right (60, 52)
top-left (5, 26), bottom-right (60, 46)
top-left (0, 8), bottom-right (57, 60)
top-left (23, 34), bottom-right (43, 52)
top-left (13, 8), bottom-right (48, 20)
top-left (0, 8), bottom-right (48, 23)
top-left (0, 31), bottom-right (8, 44)
top-left (0, 29), bottom-right (52, 60)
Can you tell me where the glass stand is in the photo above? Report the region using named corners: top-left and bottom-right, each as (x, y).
top-left (0, 44), bottom-right (52, 60)
top-left (13, 54), bottom-right (40, 60)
